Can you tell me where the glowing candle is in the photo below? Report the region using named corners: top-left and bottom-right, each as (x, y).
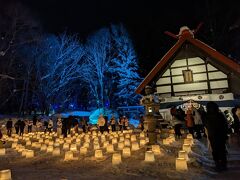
top-left (70, 144), bottom-right (77, 151)
top-left (64, 151), bottom-right (74, 160)
top-left (140, 139), bottom-right (146, 146)
top-left (131, 142), bottom-right (139, 151)
top-left (124, 139), bottom-right (131, 147)
top-left (130, 135), bottom-right (137, 142)
top-left (0, 169), bottom-right (11, 180)
top-left (176, 158), bottom-right (188, 171)
top-left (46, 145), bottom-right (54, 153)
top-left (144, 151), bottom-right (155, 162)
top-left (122, 147), bottom-right (131, 157)
top-left (52, 147), bottom-right (61, 156)
top-left (40, 144), bottom-right (47, 151)
top-left (117, 142), bottom-right (124, 150)
top-left (26, 150), bottom-right (34, 158)
top-left (112, 153), bottom-right (122, 165)
top-left (106, 144), bottom-right (114, 153)
top-left (80, 147), bottom-right (87, 155)
top-left (63, 143), bottom-right (70, 151)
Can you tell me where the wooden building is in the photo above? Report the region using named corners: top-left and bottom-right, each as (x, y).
top-left (136, 26), bottom-right (240, 111)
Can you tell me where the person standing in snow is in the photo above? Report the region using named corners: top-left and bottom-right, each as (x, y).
top-left (192, 107), bottom-right (203, 139)
top-left (170, 106), bottom-right (183, 139)
top-left (57, 118), bottom-right (62, 135)
top-left (118, 116), bottom-right (124, 131)
top-left (97, 114), bottom-right (105, 134)
top-left (48, 119), bottom-right (53, 133)
top-left (19, 119), bottom-right (25, 136)
top-left (14, 119), bottom-right (21, 134)
top-left (27, 119), bottom-right (33, 133)
top-left (206, 102), bottom-right (228, 171)
top-left (123, 116), bottom-right (129, 130)
top-left (6, 118), bottom-right (13, 137)
top-left (110, 115), bottom-right (116, 132)
top-left (185, 107), bottom-right (194, 137)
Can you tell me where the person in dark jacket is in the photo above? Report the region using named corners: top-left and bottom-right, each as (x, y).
top-left (206, 102), bottom-right (228, 171)
top-left (62, 118), bottom-right (68, 138)
top-left (6, 118), bottom-right (13, 137)
top-left (14, 119), bottom-right (21, 134)
top-left (19, 120), bottom-right (25, 136)
top-left (232, 107), bottom-right (240, 134)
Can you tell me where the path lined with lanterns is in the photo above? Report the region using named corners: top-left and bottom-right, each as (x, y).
top-left (1, 129), bottom-right (236, 179)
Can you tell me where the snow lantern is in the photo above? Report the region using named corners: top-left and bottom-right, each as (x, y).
top-left (112, 153), bottom-right (122, 165)
top-left (140, 132), bottom-right (145, 138)
top-left (11, 142), bottom-right (17, 148)
top-left (140, 139), bottom-right (146, 146)
top-left (103, 141), bottom-right (109, 148)
top-left (144, 151), bottom-right (155, 162)
top-left (111, 138), bottom-right (118, 144)
top-left (130, 135), bottom-right (137, 142)
top-left (63, 143), bottom-right (70, 151)
top-left (0, 169), bottom-right (11, 180)
top-left (176, 158), bottom-right (188, 171)
top-left (65, 138), bottom-right (72, 144)
top-left (184, 138), bottom-right (193, 146)
top-left (52, 147), bottom-right (61, 156)
top-left (187, 134), bottom-right (193, 139)
top-left (162, 138), bottom-right (170, 145)
top-left (70, 144), bottom-right (77, 151)
top-left (182, 144), bottom-right (191, 153)
top-left (35, 142), bottom-right (41, 149)
top-left (93, 143), bottom-right (100, 150)
top-left (119, 136), bottom-right (124, 142)
top-left (47, 145), bottom-right (54, 153)
top-left (26, 141), bottom-right (31, 146)
top-left (152, 145), bottom-right (162, 155)
top-left (131, 142), bottom-right (139, 151)
top-left (40, 144), bottom-right (47, 151)
top-left (54, 142), bottom-right (60, 147)
top-left (76, 138), bottom-right (81, 143)
top-left (125, 134), bottom-right (130, 139)
top-left (21, 149), bottom-right (27, 157)
top-left (178, 150), bottom-right (189, 161)
top-left (25, 150), bottom-right (34, 158)
top-left (122, 147), bottom-right (131, 157)
top-left (83, 142), bottom-right (90, 148)
top-left (0, 148), bottom-right (6, 156)
top-left (124, 139), bottom-right (131, 147)
top-left (80, 147), bottom-right (87, 155)
top-left (106, 144), bottom-right (114, 153)
top-left (38, 138), bottom-right (44, 143)
top-left (118, 142), bottom-right (124, 150)
top-left (94, 149), bottom-right (103, 159)
top-left (64, 151), bottom-right (74, 161)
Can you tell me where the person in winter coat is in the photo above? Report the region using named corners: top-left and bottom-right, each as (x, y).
top-left (192, 107), bottom-right (203, 139)
top-left (97, 114), bottom-right (105, 134)
top-left (14, 119), bottom-right (21, 134)
top-left (19, 120), bottom-right (25, 136)
top-left (232, 107), bottom-right (240, 134)
top-left (171, 106), bottom-right (184, 139)
top-left (110, 115), bottom-right (116, 132)
top-left (48, 119), bottom-right (53, 133)
top-left (118, 117), bottom-right (124, 131)
top-left (62, 118), bottom-right (68, 138)
top-left (206, 102), bottom-right (228, 171)
top-left (57, 118), bottom-right (62, 135)
top-left (185, 107), bottom-right (194, 137)
top-left (123, 116), bottom-right (129, 130)
top-left (27, 119), bottom-right (33, 133)
top-left (6, 118), bottom-right (13, 137)
top-left (81, 117), bottom-right (88, 133)
top-left (224, 110), bottom-right (234, 134)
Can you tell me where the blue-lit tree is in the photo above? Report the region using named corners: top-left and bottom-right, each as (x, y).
top-left (81, 28), bottom-right (111, 109)
top-left (110, 24), bottom-right (142, 106)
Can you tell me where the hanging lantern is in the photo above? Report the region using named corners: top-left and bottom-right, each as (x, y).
top-left (112, 153), bottom-right (122, 165)
top-left (122, 147), bottom-right (131, 157)
top-left (0, 169), bottom-right (11, 180)
top-left (175, 158), bottom-right (188, 171)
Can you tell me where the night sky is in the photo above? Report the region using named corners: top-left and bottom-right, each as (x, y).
top-left (4, 0), bottom-right (240, 76)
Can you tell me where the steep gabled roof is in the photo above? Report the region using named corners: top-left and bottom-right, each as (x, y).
top-left (135, 27), bottom-right (240, 94)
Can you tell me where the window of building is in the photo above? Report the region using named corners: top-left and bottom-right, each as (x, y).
top-left (182, 69), bottom-right (193, 83)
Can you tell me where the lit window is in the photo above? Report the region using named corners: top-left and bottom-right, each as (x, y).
top-left (182, 70), bottom-right (193, 83)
